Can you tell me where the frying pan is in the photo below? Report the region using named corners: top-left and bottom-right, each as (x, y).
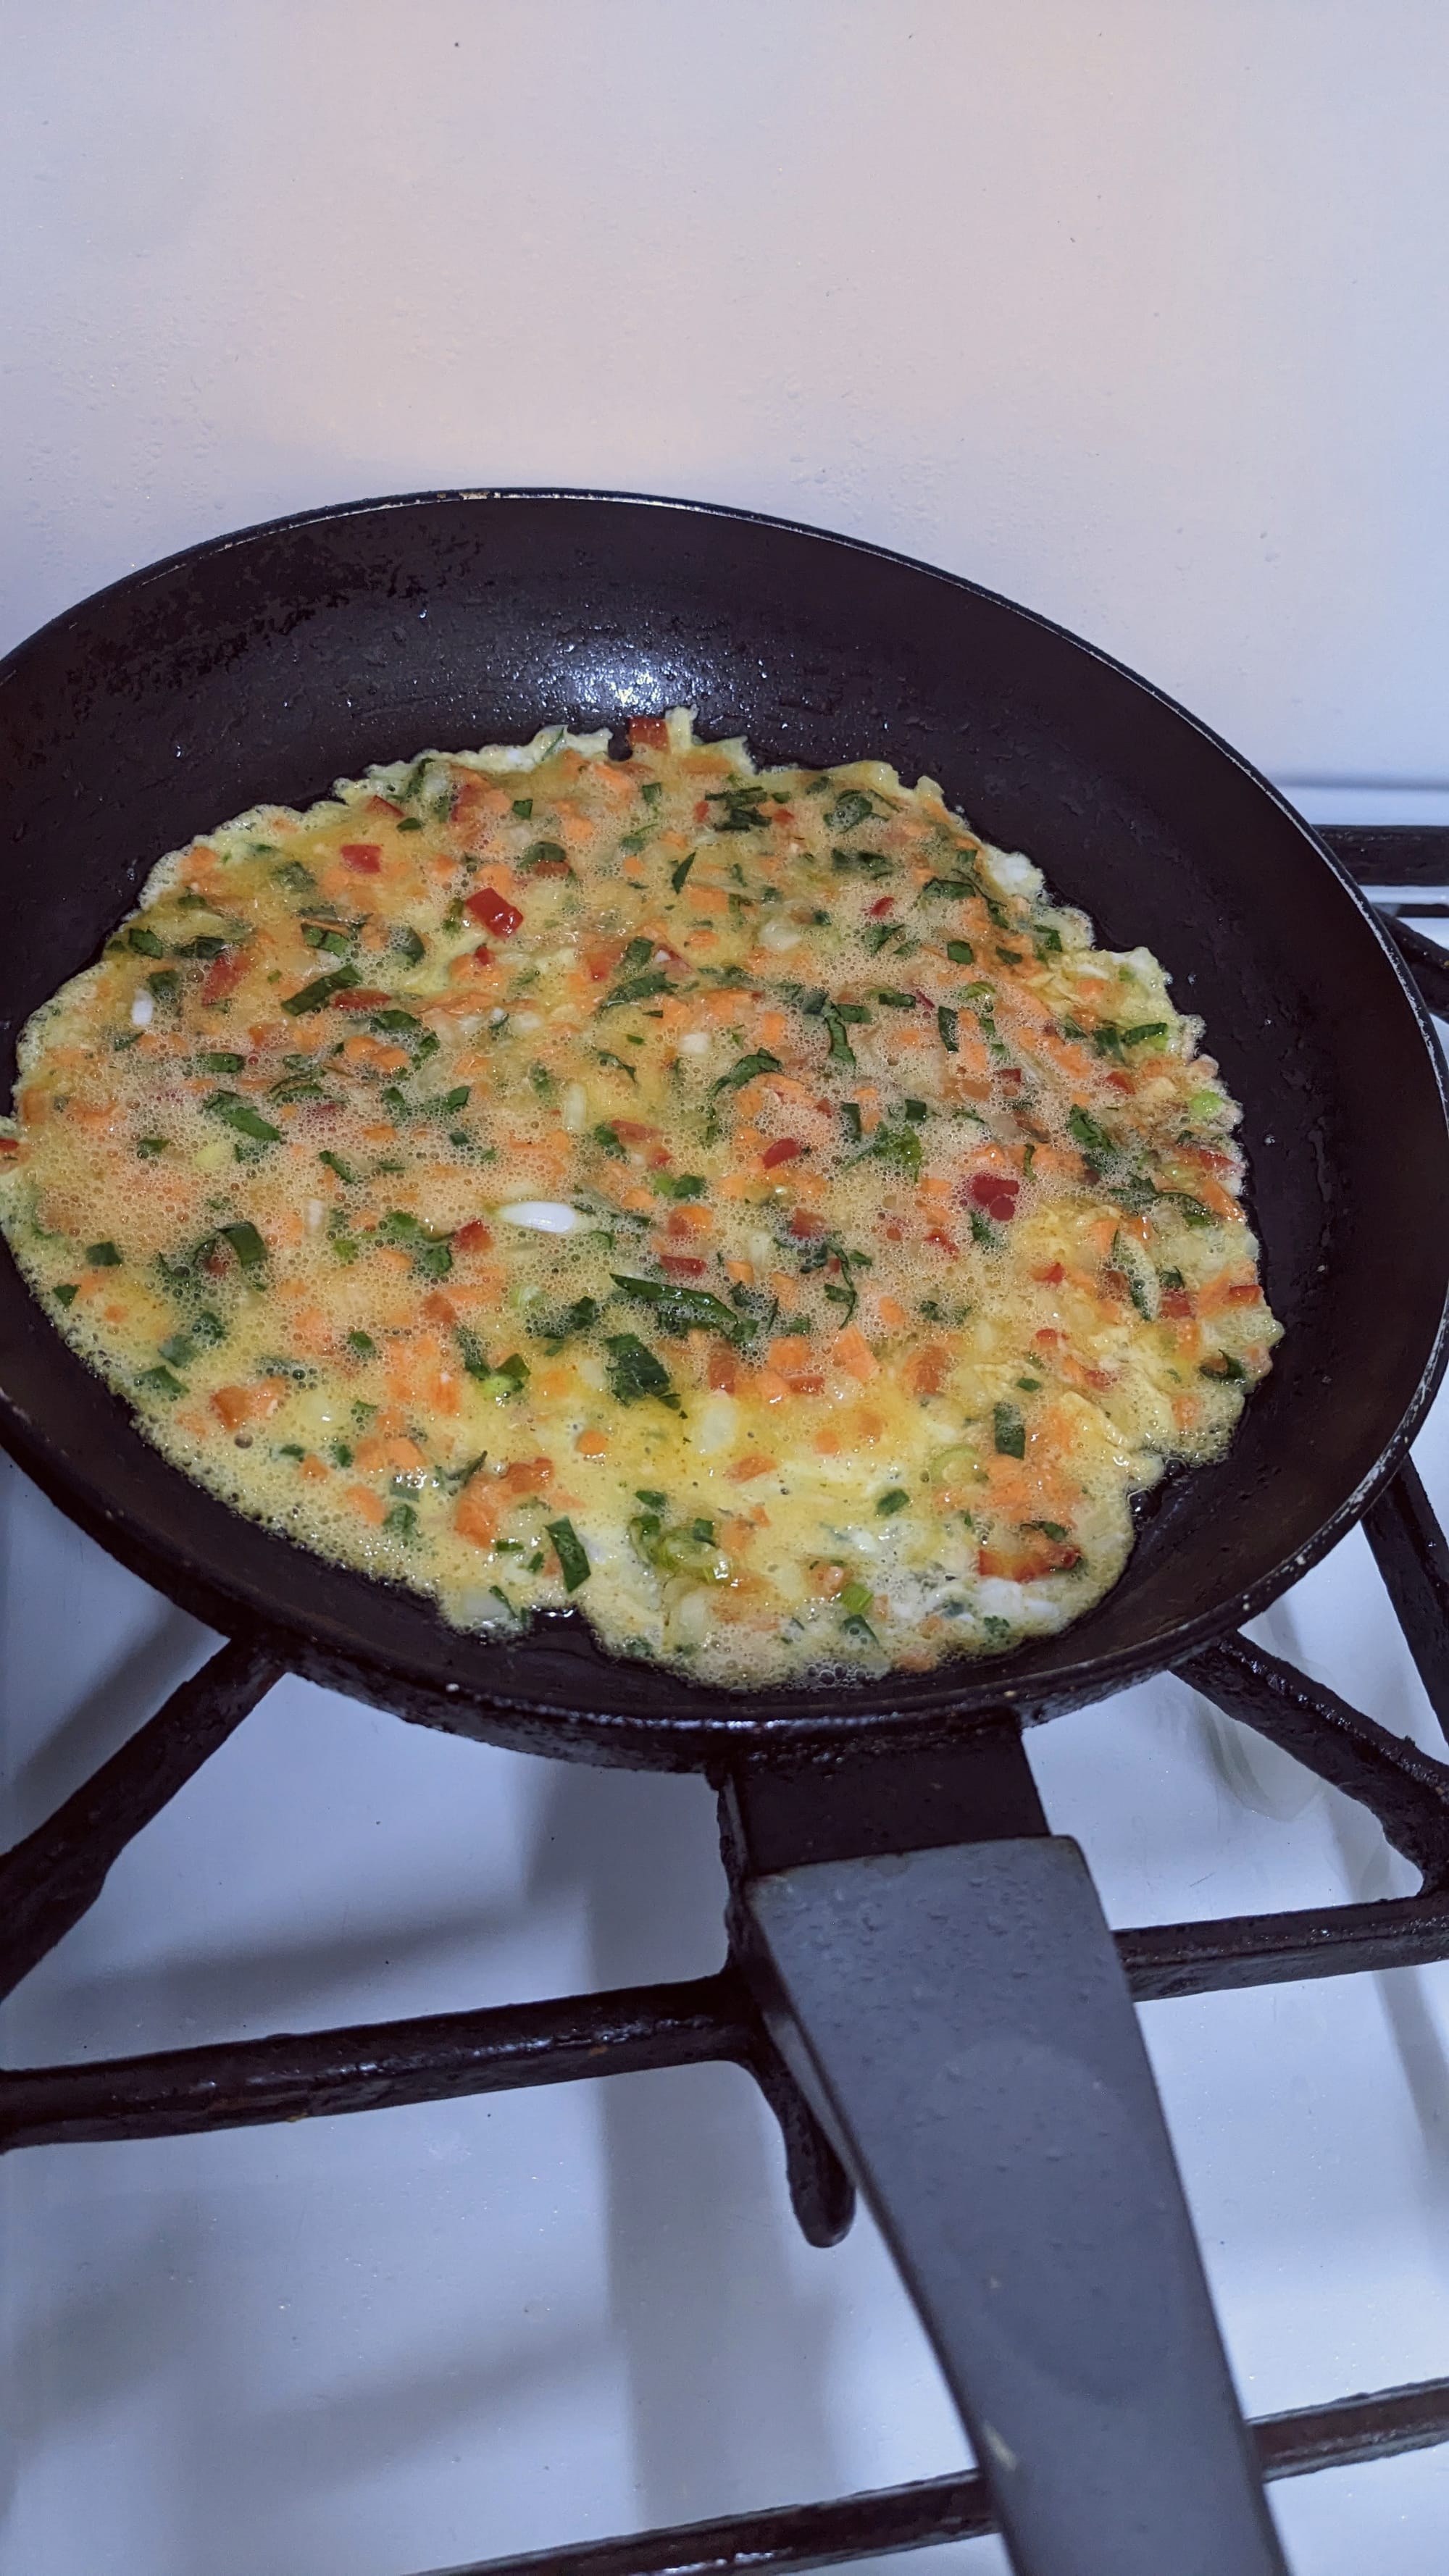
top-left (2, 492), bottom-right (1447, 2576)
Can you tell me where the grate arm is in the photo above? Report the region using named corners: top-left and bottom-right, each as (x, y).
top-left (0, 1635), bottom-right (283, 2002)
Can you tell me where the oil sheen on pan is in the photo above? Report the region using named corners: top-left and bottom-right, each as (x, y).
top-left (0, 711), bottom-right (1279, 1689)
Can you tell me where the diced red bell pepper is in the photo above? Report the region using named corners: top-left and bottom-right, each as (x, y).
top-left (200, 948), bottom-right (245, 1003)
top-left (340, 842), bottom-right (382, 874)
top-left (465, 888), bottom-right (523, 938)
top-left (761, 1137), bottom-right (803, 1168)
top-left (967, 1172), bottom-right (1020, 1221)
top-left (868, 895), bottom-right (894, 918)
top-left (453, 1221), bottom-right (493, 1254)
top-left (628, 716), bottom-right (669, 748)
top-left (331, 988), bottom-right (391, 1011)
top-left (789, 1208), bottom-right (826, 1237)
top-left (660, 1254), bottom-right (707, 1277)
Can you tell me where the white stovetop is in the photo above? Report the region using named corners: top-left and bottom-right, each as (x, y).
top-left (1, 937), bottom-right (1446, 2576)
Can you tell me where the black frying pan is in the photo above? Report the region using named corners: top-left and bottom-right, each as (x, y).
top-left (2, 493), bottom-right (1446, 2576)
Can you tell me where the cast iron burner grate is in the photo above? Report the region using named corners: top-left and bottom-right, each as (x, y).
top-left (2, 827), bottom-right (1448, 2576)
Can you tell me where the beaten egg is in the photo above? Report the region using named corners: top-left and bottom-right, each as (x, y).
top-left (0, 711), bottom-right (1279, 1687)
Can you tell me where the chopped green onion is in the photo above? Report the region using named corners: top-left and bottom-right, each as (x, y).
top-left (546, 1517), bottom-right (591, 1591)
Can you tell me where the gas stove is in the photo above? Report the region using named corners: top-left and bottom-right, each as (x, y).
top-left (2, 824), bottom-right (1447, 2576)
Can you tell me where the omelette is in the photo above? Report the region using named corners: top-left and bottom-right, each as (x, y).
top-left (0, 711), bottom-right (1279, 1689)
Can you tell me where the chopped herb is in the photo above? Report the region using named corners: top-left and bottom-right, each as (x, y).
top-left (995, 947), bottom-right (1024, 966)
top-left (636, 1486), bottom-right (667, 1507)
top-left (199, 1050), bottom-right (247, 1074)
top-left (593, 1049), bottom-right (638, 1084)
top-left (640, 782), bottom-right (663, 806)
top-left (376, 1209), bottom-right (454, 1278)
top-left (220, 1221), bottom-right (267, 1269)
top-left (546, 1517), bottom-right (591, 1591)
top-left (86, 1240), bottom-right (122, 1267)
top-left (272, 860), bottom-right (317, 893)
top-left (1122, 1021), bottom-right (1169, 1048)
top-left (611, 1274), bottom-right (746, 1342)
top-left (346, 1329), bottom-right (376, 1359)
top-left (527, 1295), bottom-right (601, 1348)
top-left (177, 934), bottom-right (229, 960)
top-left (919, 875), bottom-right (980, 903)
top-left (511, 797), bottom-right (533, 819)
top-left (391, 924), bottom-right (427, 963)
top-left (1200, 1352), bottom-right (1247, 1382)
top-left (319, 1150), bottom-right (356, 1183)
top-left (826, 789), bottom-right (874, 830)
top-left (384, 1501), bottom-right (419, 1541)
top-left (1067, 1105), bottom-right (1116, 1161)
top-left (830, 847), bottom-right (893, 879)
top-left (938, 1003), bottom-right (960, 1053)
top-left (138, 1365), bottom-right (187, 1398)
top-left (136, 1136), bottom-right (167, 1158)
top-left (1033, 926), bottom-right (1063, 958)
top-left (839, 1102), bottom-right (863, 1144)
top-left (903, 1097), bottom-right (928, 1122)
top-left (945, 938), bottom-right (976, 965)
top-left (648, 1171), bottom-right (706, 1201)
top-left (876, 1489), bottom-right (911, 1515)
top-left (519, 839), bottom-right (569, 871)
top-left (874, 987), bottom-right (917, 1010)
top-left (602, 969), bottom-right (671, 1008)
top-left (204, 1092), bottom-right (281, 1144)
top-left (604, 1332), bottom-right (679, 1408)
top-left (993, 1401), bottom-right (1026, 1459)
top-left (126, 924), bottom-right (166, 957)
top-left (53, 1284), bottom-right (78, 1306)
top-left (593, 1122), bottom-right (626, 1158)
top-left (330, 1442), bottom-right (354, 1468)
top-left (841, 1613), bottom-right (877, 1645)
top-left (1024, 1520), bottom-right (1069, 1542)
top-left (711, 1048), bottom-right (782, 1097)
top-left (147, 970), bottom-right (180, 1002)
top-left (281, 963), bottom-right (361, 1014)
top-left (670, 850), bottom-right (696, 893)
top-left (867, 1124), bottom-right (923, 1181)
top-left (1160, 1191), bottom-right (1216, 1228)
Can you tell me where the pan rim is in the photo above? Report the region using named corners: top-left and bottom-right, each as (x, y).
top-left (2, 484), bottom-right (1447, 1759)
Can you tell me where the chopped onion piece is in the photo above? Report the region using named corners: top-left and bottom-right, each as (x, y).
top-left (496, 1200), bottom-right (588, 1234)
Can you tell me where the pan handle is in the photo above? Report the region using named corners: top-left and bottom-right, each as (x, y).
top-left (729, 1744), bottom-right (1287, 2576)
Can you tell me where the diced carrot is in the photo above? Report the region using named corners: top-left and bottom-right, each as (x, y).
top-left (876, 1295), bottom-right (911, 1331)
top-left (347, 1485), bottom-right (388, 1526)
top-left (728, 1454), bottom-right (777, 1481)
top-left (498, 1455), bottom-right (554, 1494)
top-left (454, 1483), bottom-right (498, 1547)
top-left (769, 1337), bottom-right (819, 1379)
top-left (575, 1429), bottom-right (609, 1457)
top-left (421, 1291), bottom-right (457, 1324)
top-left (299, 1455), bottom-right (330, 1483)
top-left (832, 1325), bottom-right (880, 1383)
top-left (210, 1384), bottom-right (283, 1431)
top-left (1033, 1263), bottom-right (1066, 1285)
top-left (754, 1368), bottom-right (792, 1405)
top-left (725, 1258), bottom-right (753, 1285)
top-left (901, 1342), bottom-right (951, 1396)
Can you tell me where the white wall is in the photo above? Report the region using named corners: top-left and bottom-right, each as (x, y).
top-left (2, 0), bottom-right (1446, 798)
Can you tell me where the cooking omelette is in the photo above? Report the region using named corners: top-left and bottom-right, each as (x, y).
top-left (0, 711), bottom-right (1279, 1688)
